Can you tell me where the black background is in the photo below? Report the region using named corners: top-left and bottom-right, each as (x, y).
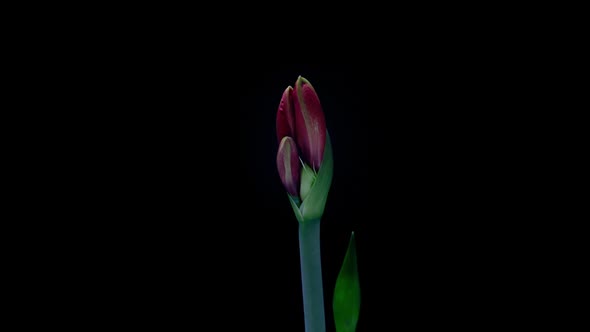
top-left (17, 7), bottom-right (574, 329)
top-left (56, 57), bottom-right (550, 329)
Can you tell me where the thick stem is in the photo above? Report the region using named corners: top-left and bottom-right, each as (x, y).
top-left (299, 219), bottom-right (325, 332)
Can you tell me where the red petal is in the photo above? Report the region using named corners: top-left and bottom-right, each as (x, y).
top-left (276, 86), bottom-right (295, 142)
top-left (293, 76), bottom-right (326, 170)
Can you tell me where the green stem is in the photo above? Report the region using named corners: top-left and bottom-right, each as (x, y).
top-left (299, 219), bottom-right (325, 332)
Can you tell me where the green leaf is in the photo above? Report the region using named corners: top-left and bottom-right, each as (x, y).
top-left (333, 232), bottom-right (360, 332)
top-left (300, 133), bottom-right (333, 222)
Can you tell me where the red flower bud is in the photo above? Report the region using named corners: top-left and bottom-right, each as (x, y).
top-left (276, 136), bottom-right (301, 197)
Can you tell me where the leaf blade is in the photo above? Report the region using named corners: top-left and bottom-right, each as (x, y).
top-left (333, 232), bottom-right (360, 332)
top-left (300, 133), bottom-right (333, 222)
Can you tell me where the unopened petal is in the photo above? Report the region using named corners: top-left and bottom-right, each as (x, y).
top-left (293, 76), bottom-right (326, 171)
top-left (276, 86), bottom-right (295, 142)
top-left (276, 136), bottom-right (301, 197)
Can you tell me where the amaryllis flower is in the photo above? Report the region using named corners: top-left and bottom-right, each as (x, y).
top-left (276, 76), bottom-right (333, 223)
top-left (275, 76), bottom-right (346, 332)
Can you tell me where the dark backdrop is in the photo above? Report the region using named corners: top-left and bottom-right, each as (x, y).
top-left (80, 59), bottom-right (542, 330)
top-left (26, 8), bottom-right (563, 330)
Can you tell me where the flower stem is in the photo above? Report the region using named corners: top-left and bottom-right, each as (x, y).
top-left (299, 219), bottom-right (325, 332)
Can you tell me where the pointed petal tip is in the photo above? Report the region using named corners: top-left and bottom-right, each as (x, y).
top-left (282, 85), bottom-right (294, 97)
top-left (296, 75), bottom-right (310, 86)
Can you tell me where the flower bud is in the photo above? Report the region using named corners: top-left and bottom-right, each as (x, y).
top-left (276, 136), bottom-right (301, 198)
